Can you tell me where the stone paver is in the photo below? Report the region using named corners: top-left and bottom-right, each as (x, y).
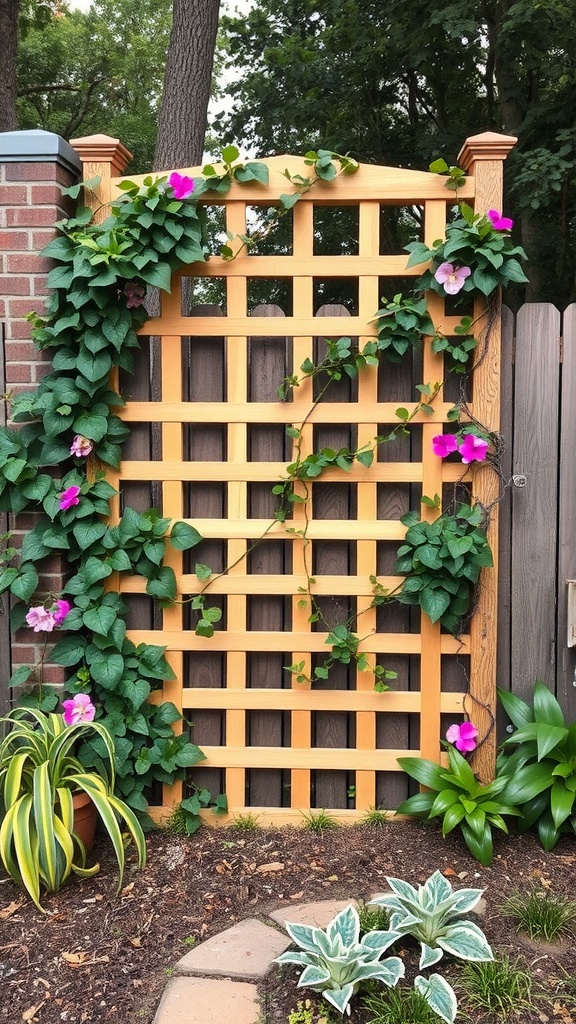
top-left (268, 897), bottom-right (358, 929)
top-left (154, 977), bottom-right (260, 1024)
top-left (175, 917), bottom-right (291, 980)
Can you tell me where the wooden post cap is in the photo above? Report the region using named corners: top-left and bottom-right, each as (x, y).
top-left (70, 133), bottom-right (133, 176)
top-left (457, 131), bottom-right (518, 172)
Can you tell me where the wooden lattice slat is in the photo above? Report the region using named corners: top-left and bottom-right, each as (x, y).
top-left (72, 135), bottom-right (516, 823)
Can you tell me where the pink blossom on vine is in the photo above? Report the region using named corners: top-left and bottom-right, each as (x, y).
top-left (62, 693), bottom-right (96, 725)
top-left (53, 599), bottom-right (71, 626)
top-left (59, 485), bottom-right (81, 510)
top-left (446, 721), bottom-right (478, 752)
top-left (459, 434), bottom-right (489, 464)
top-left (25, 605), bottom-right (57, 632)
top-left (70, 435), bottom-right (93, 458)
top-left (434, 262), bottom-right (472, 295)
top-left (432, 434), bottom-right (459, 458)
top-left (487, 209), bottom-right (514, 231)
top-left (168, 171), bottom-right (194, 200)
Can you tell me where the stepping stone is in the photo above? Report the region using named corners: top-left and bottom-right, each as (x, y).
top-left (175, 918), bottom-right (291, 980)
top-left (269, 898), bottom-right (358, 929)
top-left (154, 977), bottom-right (260, 1024)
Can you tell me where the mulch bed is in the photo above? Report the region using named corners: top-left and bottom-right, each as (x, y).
top-left (0, 821), bottom-right (575, 1023)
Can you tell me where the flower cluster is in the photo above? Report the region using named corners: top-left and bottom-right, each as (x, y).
top-left (446, 720), bottom-right (478, 752)
top-left (432, 432), bottom-right (489, 464)
top-left (25, 599), bottom-right (71, 633)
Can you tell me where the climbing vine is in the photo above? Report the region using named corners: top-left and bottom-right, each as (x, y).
top-left (0, 149), bottom-right (526, 823)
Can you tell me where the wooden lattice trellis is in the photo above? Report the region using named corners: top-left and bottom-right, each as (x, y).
top-left (72, 131), bottom-right (516, 824)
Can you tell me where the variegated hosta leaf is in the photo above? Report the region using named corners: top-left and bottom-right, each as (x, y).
top-left (384, 875), bottom-right (420, 902)
top-left (326, 904), bottom-right (360, 948)
top-left (360, 929), bottom-right (401, 956)
top-left (422, 870), bottom-right (453, 908)
top-left (437, 921), bottom-right (494, 961)
top-left (389, 910), bottom-right (421, 932)
top-left (322, 983), bottom-right (355, 1016)
top-left (415, 973), bottom-right (458, 1024)
top-left (419, 942), bottom-right (444, 969)
top-left (284, 920), bottom-right (325, 953)
top-left (297, 963), bottom-right (332, 988)
top-left (274, 950), bottom-right (315, 968)
top-left (369, 955), bottom-right (405, 987)
top-left (434, 886), bottom-right (484, 918)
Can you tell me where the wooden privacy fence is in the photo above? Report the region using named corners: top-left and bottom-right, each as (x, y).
top-left (54, 135), bottom-right (515, 821)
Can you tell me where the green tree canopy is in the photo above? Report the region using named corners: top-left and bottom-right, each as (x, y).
top-left (216, 0), bottom-right (576, 303)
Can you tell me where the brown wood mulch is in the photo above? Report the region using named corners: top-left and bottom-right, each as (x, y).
top-left (0, 821), bottom-right (575, 1024)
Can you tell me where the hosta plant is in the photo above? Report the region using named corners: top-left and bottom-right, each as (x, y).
top-left (371, 871), bottom-right (493, 1023)
top-left (497, 681), bottom-right (576, 850)
top-left (0, 704), bottom-right (146, 911)
top-left (397, 744), bottom-right (521, 865)
top-left (274, 903), bottom-right (404, 1015)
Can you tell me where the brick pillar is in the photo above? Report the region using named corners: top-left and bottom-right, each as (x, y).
top-left (0, 130), bottom-right (82, 702)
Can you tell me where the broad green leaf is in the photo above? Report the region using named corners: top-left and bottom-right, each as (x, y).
top-left (415, 974), bottom-right (457, 1024)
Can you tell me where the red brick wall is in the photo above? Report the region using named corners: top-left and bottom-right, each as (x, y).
top-left (0, 153), bottom-right (79, 695)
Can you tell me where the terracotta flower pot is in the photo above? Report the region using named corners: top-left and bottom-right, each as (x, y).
top-left (72, 790), bottom-right (98, 851)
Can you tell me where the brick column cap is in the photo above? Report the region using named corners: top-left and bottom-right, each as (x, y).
top-left (70, 134), bottom-right (133, 176)
top-left (0, 128), bottom-right (82, 176)
top-left (457, 131), bottom-right (518, 172)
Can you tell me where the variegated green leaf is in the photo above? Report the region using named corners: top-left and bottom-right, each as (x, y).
top-left (415, 973), bottom-right (457, 1024)
top-left (438, 921), bottom-right (494, 961)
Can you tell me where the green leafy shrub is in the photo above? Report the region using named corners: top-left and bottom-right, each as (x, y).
top-left (497, 681), bottom-right (576, 850)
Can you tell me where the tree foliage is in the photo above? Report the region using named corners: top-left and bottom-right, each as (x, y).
top-left (217, 0), bottom-right (576, 303)
top-left (17, 0), bottom-right (172, 172)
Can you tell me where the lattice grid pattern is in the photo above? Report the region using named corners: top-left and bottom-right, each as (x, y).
top-left (91, 148), bottom-right (508, 824)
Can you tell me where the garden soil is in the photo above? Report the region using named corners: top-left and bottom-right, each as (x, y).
top-left (0, 821), bottom-right (575, 1023)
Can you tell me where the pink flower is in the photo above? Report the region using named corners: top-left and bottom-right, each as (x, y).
top-left (62, 693), bottom-right (96, 726)
top-left (487, 209), bottom-right (514, 231)
top-left (70, 435), bottom-right (94, 458)
top-left (434, 262), bottom-right (472, 295)
top-left (59, 485), bottom-right (81, 510)
top-left (432, 434), bottom-right (459, 458)
top-left (446, 721), bottom-right (478, 752)
top-left (458, 434), bottom-right (489, 464)
top-left (26, 605), bottom-right (57, 632)
top-left (168, 171), bottom-right (194, 200)
top-left (53, 599), bottom-right (71, 626)
top-left (124, 281), bottom-right (146, 309)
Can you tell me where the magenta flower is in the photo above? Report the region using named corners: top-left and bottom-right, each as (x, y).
top-left (459, 434), bottom-right (489, 464)
top-left (487, 209), bottom-right (514, 231)
top-left (446, 721), bottom-right (478, 752)
top-left (168, 171), bottom-right (194, 200)
top-left (62, 693), bottom-right (96, 726)
top-left (69, 434), bottom-right (94, 458)
top-left (59, 485), bottom-right (81, 511)
top-left (432, 434), bottom-right (459, 458)
top-left (53, 599), bottom-right (71, 626)
top-left (434, 262), bottom-right (472, 295)
top-left (124, 281), bottom-right (146, 309)
top-left (26, 605), bottom-right (57, 632)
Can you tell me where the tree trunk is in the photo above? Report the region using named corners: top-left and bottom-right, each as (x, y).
top-left (153, 0), bottom-right (220, 170)
top-left (0, 0), bottom-right (20, 132)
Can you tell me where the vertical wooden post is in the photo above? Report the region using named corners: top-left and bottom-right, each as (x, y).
top-left (70, 134), bottom-right (132, 221)
top-left (457, 131), bottom-right (517, 780)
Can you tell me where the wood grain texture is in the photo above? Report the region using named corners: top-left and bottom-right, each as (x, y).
top-left (556, 304), bottom-right (576, 712)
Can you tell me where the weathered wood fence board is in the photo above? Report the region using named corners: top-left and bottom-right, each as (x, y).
top-left (0, 322), bottom-right (10, 718)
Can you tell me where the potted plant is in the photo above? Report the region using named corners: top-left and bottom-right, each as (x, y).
top-left (0, 695), bottom-right (146, 910)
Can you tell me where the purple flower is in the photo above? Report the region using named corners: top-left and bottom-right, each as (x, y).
top-left (26, 605), bottom-right (57, 632)
top-left (168, 171), bottom-right (194, 200)
top-left (446, 721), bottom-right (478, 752)
top-left (53, 599), bottom-right (71, 626)
top-left (59, 485), bottom-right (81, 511)
top-left (459, 434), bottom-right (489, 464)
top-left (124, 281), bottom-right (147, 309)
top-left (487, 209), bottom-right (514, 231)
top-left (62, 693), bottom-right (96, 726)
top-left (434, 262), bottom-right (472, 295)
top-left (432, 434), bottom-right (459, 458)
top-left (70, 435), bottom-right (94, 458)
